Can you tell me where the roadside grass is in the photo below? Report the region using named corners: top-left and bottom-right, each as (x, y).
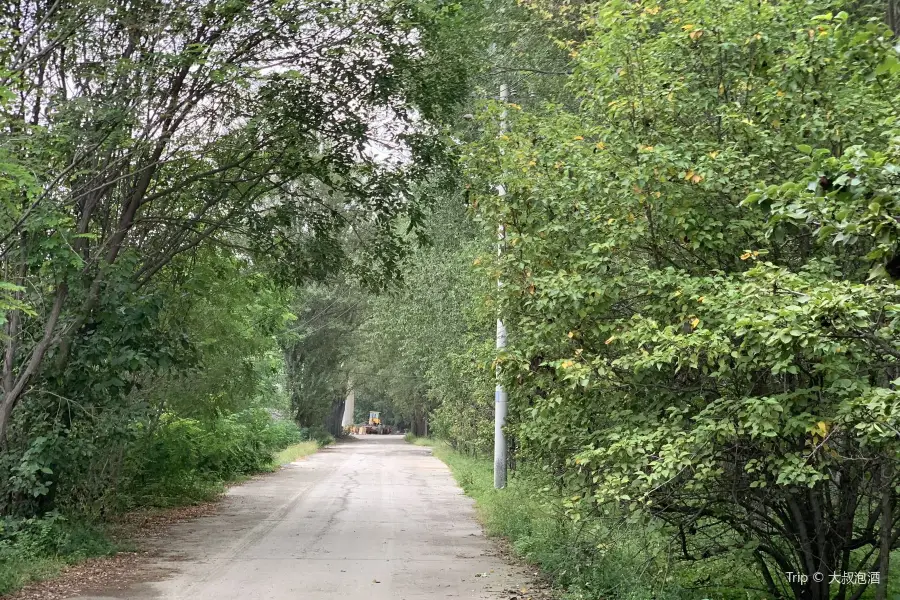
top-left (409, 436), bottom-right (768, 600)
top-left (405, 432), bottom-right (429, 445)
top-left (0, 554), bottom-right (67, 596)
top-left (0, 517), bottom-right (118, 596)
top-left (413, 437), bottom-right (900, 599)
top-left (272, 440), bottom-right (319, 466)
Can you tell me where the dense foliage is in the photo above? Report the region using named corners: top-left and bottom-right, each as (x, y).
top-left (0, 9), bottom-right (471, 598)
top-left (355, 191), bottom-right (494, 445)
top-left (281, 282), bottom-right (365, 436)
top-left (3, 0), bottom-right (900, 599)
top-left (462, 1), bottom-right (900, 598)
top-left (0, 0), bottom-right (465, 511)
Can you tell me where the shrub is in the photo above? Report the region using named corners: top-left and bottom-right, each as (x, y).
top-left (466, 2), bottom-right (900, 596)
top-left (119, 409), bottom-right (303, 508)
top-left (0, 514), bottom-right (116, 595)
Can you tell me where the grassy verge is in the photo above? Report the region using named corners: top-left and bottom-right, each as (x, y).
top-left (413, 437), bottom-right (900, 600)
top-left (411, 436), bottom-right (759, 600)
top-left (272, 440), bottom-right (319, 466)
top-left (0, 516), bottom-right (119, 595)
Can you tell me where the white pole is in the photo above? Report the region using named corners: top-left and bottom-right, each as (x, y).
top-left (341, 378), bottom-right (355, 428)
top-left (494, 83), bottom-right (509, 490)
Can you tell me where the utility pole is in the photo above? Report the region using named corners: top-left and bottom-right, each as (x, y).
top-left (494, 82), bottom-right (509, 490)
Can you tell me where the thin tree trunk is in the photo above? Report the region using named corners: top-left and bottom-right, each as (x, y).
top-left (3, 253), bottom-right (25, 397)
top-left (888, 0), bottom-right (900, 36)
top-left (0, 283), bottom-right (68, 445)
top-left (876, 460), bottom-right (893, 600)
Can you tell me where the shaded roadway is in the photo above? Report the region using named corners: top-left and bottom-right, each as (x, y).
top-left (73, 435), bottom-right (537, 600)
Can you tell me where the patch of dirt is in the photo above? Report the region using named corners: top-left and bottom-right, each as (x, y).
top-left (4, 552), bottom-right (149, 600)
top-left (485, 535), bottom-right (559, 600)
top-left (3, 501), bottom-right (222, 600)
top-left (111, 501), bottom-right (220, 540)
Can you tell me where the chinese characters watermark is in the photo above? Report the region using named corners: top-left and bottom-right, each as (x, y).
top-left (785, 571), bottom-right (880, 585)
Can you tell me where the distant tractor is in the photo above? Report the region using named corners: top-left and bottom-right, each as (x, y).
top-left (353, 411), bottom-right (392, 435)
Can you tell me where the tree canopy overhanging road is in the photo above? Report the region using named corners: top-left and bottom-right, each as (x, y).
top-left (2, 2), bottom-right (900, 600)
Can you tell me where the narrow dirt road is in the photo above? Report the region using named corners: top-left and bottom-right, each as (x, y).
top-left (72, 436), bottom-right (539, 600)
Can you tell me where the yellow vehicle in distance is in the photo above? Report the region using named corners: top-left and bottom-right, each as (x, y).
top-left (350, 411), bottom-right (392, 435)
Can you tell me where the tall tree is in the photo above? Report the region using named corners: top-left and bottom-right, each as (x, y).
top-left (354, 187), bottom-right (493, 444)
top-left (0, 0), bottom-right (447, 443)
top-left (281, 282), bottom-right (365, 436)
top-left (466, 1), bottom-right (900, 597)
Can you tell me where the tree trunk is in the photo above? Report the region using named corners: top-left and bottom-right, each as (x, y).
top-left (876, 460), bottom-right (893, 600)
top-left (324, 392), bottom-right (346, 438)
top-left (889, 0), bottom-right (900, 36)
top-left (0, 284), bottom-right (68, 445)
top-left (412, 408), bottom-right (427, 437)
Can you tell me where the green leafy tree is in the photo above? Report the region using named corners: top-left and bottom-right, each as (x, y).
top-left (0, 0), bottom-right (452, 444)
top-left (466, 2), bottom-right (900, 598)
top-left (348, 0), bottom-right (569, 447)
top-left (281, 282), bottom-right (365, 436)
top-left (0, 0), bottom-right (475, 518)
top-left (354, 186), bottom-right (494, 445)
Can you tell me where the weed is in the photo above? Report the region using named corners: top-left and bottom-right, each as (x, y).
top-left (0, 515), bottom-right (117, 595)
top-left (416, 438), bottom-right (708, 600)
top-left (272, 441), bottom-right (319, 466)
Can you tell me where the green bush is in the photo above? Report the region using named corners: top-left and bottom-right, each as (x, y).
top-left (0, 410), bottom-right (309, 595)
top-left (0, 514), bottom-right (116, 595)
top-left (426, 441), bottom-right (759, 600)
top-left (465, 2), bottom-right (900, 596)
top-left (312, 431), bottom-right (334, 447)
top-left (119, 409), bottom-right (304, 508)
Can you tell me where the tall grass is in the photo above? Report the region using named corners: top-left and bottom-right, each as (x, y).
top-left (0, 514), bottom-right (118, 595)
top-left (272, 441), bottom-right (319, 465)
